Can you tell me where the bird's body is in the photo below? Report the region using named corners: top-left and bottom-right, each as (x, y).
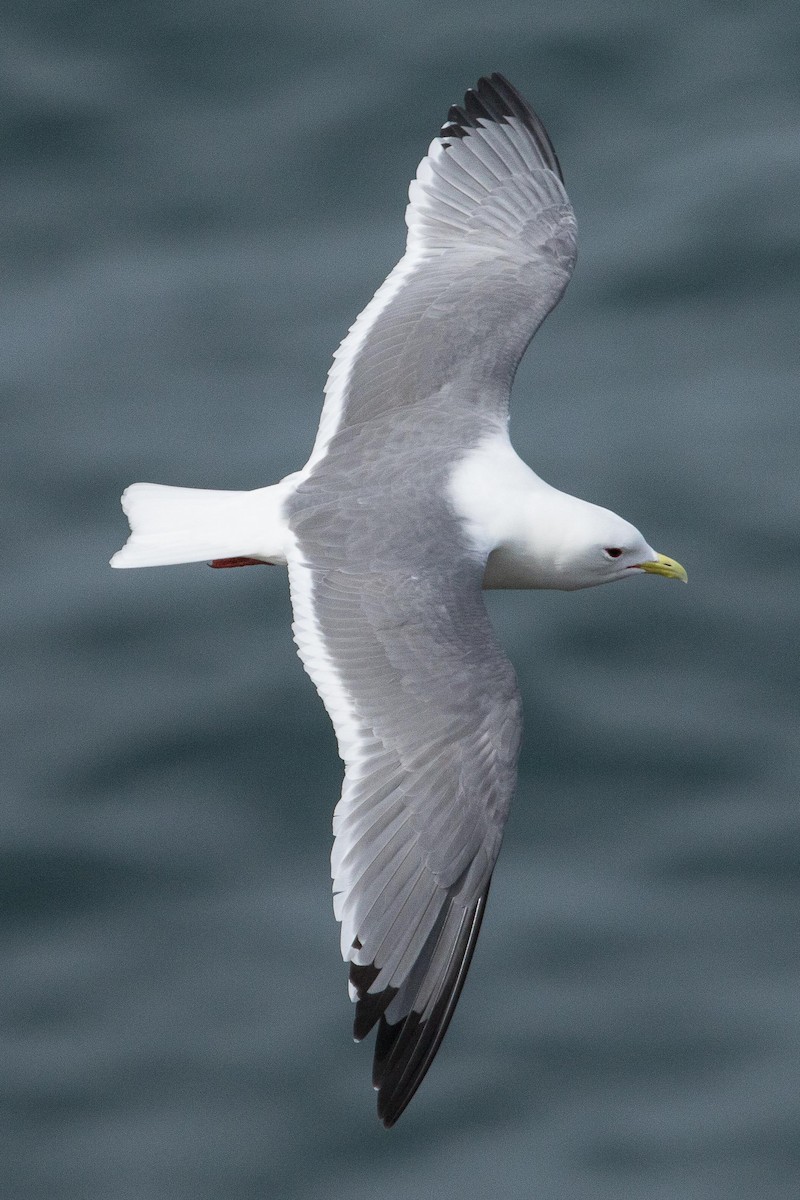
top-left (111, 75), bottom-right (686, 1126)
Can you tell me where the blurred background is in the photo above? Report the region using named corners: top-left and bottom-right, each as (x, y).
top-left (3, 2), bottom-right (799, 1196)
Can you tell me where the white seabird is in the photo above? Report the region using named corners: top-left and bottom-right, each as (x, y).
top-left (111, 74), bottom-right (687, 1126)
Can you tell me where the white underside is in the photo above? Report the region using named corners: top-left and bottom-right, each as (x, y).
top-left (448, 430), bottom-right (572, 588)
top-left (447, 429), bottom-right (654, 590)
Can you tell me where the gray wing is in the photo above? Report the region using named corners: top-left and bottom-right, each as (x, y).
top-left (287, 489), bottom-right (522, 1126)
top-left (306, 74), bottom-right (577, 472)
top-left (287, 74), bottom-right (567, 1124)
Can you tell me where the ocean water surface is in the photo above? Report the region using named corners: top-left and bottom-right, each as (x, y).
top-left (3, 2), bottom-right (800, 1197)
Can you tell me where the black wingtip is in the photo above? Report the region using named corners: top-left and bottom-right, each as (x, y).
top-left (371, 886), bottom-right (492, 1127)
top-left (346, 889), bottom-right (493, 1126)
top-left (374, 893), bottom-right (490, 1127)
top-left (436, 73), bottom-right (565, 183)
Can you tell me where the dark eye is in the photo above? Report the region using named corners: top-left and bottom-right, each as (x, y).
top-left (605, 547), bottom-right (623, 559)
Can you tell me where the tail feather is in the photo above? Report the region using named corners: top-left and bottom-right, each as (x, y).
top-left (110, 481), bottom-right (289, 569)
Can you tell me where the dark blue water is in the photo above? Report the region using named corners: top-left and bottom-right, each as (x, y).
top-left (4, 3), bottom-right (800, 1196)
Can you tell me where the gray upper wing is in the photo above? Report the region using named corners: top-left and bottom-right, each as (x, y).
top-left (287, 477), bottom-right (522, 1125)
top-left (287, 75), bottom-right (570, 1124)
top-left (306, 74), bottom-right (577, 470)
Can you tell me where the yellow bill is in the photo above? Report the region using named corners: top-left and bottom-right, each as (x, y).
top-left (639, 552), bottom-right (688, 582)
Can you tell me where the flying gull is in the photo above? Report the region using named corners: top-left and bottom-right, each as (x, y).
top-left (111, 73), bottom-right (687, 1126)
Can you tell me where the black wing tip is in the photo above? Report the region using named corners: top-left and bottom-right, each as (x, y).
top-left (349, 950), bottom-right (398, 1041)
top-left (368, 887), bottom-right (492, 1127)
top-left (374, 1010), bottom-right (426, 1127)
top-left (436, 72), bottom-right (565, 183)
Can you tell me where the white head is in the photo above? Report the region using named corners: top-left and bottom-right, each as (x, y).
top-left (482, 490), bottom-right (687, 591)
top-left (549, 497), bottom-right (686, 589)
top-left (448, 434), bottom-right (687, 592)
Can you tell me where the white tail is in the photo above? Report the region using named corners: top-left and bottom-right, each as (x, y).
top-left (110, 480), bottom-right (293, 569)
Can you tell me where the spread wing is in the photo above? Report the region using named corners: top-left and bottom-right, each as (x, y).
top-left (285, 74), bottom-right (573, 1123)
top-left (305, 72), bottom-right (577, 472)
top-left (287, 528), bottom-right (522, 1126)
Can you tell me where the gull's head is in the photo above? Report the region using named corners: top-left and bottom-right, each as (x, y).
top-left (552, 499), bottom-right (688, 591)
top-left (450, 440), bottom-right (687, 592)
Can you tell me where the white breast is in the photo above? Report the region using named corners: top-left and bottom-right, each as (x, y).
top-left (448, 429), bottom-right (594, 591)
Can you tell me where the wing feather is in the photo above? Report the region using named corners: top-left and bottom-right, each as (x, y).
top-left (284, 73), bottom-right (573, 1122)
top-left (304, 73), bottom-right (577, 470)
top-left (286, 542), bottom-right (521, 1122)
top-left (372, 886), bottom-right (491, 1127)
